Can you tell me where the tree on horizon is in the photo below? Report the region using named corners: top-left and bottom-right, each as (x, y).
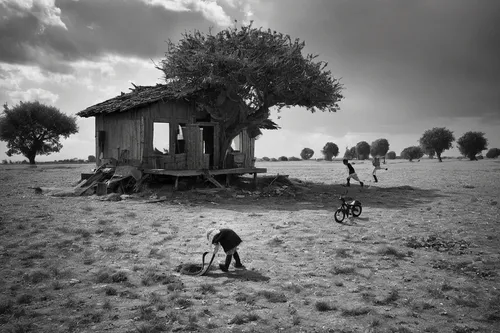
top-left (300, 148), bottom-right (314, 160)
top-left (355, 141), bottom-right (370, 160)
top-left (0, 101), bottom-right (78, 165)
top-left (457, 131), bottom-right (488, 161)
top-left (322, 142), bottom-right (339, 161)
top-left (419, 127), bottom-right (455, 162)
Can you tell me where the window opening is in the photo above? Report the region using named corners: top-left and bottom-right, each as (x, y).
top-left (153, 122), bottom-right (170, 154)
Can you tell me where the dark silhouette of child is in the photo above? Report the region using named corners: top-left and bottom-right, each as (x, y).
top-left (343, 159), bottom-right (364, 187)
top-left (207, 228), bottom-right (245, 272)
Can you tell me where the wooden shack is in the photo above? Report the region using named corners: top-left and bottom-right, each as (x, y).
top-left (77, 84), bottom-right (266, 184)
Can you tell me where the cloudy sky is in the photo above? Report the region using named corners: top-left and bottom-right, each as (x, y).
top-left (1, 0), bottom-right (499, 161)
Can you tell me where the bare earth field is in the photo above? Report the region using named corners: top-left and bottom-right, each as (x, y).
top-left (0, 159), bottom-right (499, 333)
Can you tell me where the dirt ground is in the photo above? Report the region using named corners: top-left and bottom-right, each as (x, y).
top-left (0, 159), bottom-right (499, 333)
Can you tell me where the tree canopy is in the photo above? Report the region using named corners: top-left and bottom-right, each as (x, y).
top-left (386, 151), bottom-right (397, 160)
top-left (158, 23), bottom-right (344, 167)
top-left (419, 127), bottom-right (455, 162)
top-left (401, 146), bottom-right (424, 162)
top-left (370, 138), bottom-right (389, 158)
top-left (485, 148), bottom-right (500, 159)
top-left (355, 141), bottom-right (370, 160)
top-left (0, 101), bottom-right (78, 164)
top-left (300, 148), bottom-right (314, 160)
top-left (322, 142), bottom-right (339, 161)
top-left (457, 131), bottom-right (488, 160)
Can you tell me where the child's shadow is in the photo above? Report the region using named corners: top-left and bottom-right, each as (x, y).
top-left (205, 268), bottom-right (270, 282)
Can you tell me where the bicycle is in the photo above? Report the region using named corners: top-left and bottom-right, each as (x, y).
top-left (334, 193), bottom-right (362, 223)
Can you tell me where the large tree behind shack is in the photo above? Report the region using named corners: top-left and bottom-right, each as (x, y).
top-left (158, 23), bottom-right (344, 168)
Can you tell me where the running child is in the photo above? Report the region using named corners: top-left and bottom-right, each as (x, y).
top-left (343, 159), bottom-right (364, 187)
top-left (372, 156), bottom-right (388, 183)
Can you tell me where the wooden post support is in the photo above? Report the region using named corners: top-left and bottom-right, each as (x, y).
top-left (96, 182), bottom-right (107, 196)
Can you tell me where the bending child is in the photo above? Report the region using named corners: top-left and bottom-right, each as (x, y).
top-left (343, 159), bottom-right (364, 187)
top-left (207, 228), bottom-right (245, 272)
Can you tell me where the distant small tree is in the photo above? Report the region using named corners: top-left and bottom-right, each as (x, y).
top-left (386, 151), bottom-right (396, 160)
top-left (419, 127), bottom-right (455, 162)
top-left (278, 156), bottom-right (288, 161)
top-left (344, 147), bottom-right (356, 160)
top-left (457, 131), bottom-right (488, 161)
top-left (0, 101), bottom-right (78, 165)
top-left (262, 156), bottom-right (270, 161)
top-left (88, 155), bottom-right (96, 163)
top-left (349, 147), bottom-right (356, 159)
top-left (300, 148), bottom-right (314, 160)
top-left (485, 148), bottom-right (500, 159)
top-left (424, 148), bottom-right (436, 159)
top-left (401, 146), bottom-right (424, 162)
top-left (355, 141), bottom-right (370, 160)
top-left (322, 142), bottom-right (339, 161)
top-left (288, 156), bottom-right (301, 161)
top-left (370, 138), bottom-right (389, 163)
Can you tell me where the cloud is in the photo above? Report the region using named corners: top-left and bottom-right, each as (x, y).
top-left (0, 0), bottom-right (67, 29)
top-left (9, 88), bottom-right (59, 104)
top-left (142, 0), bottom-right (232, 26)
top-left (0, 0), bottom-right (240, 73)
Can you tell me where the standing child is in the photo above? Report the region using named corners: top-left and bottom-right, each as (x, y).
top-left (207, 228), bottom-right (245, 272)
top-left (371, 156), bottom-right (388, 183)
top-left (343, 159), bottom-right (364, 187)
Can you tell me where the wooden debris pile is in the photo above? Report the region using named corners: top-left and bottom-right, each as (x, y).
top-left (258, 174), bottom-right (303, 198)
top-left (73, 165), bottom-right (149, 197)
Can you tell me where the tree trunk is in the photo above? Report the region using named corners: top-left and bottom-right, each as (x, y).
top-left (26, 153), bottom-right (36, 165)
top-left (437, 153), bottom-right (443, 162)
top-left (211, 100), bottom-right (271, 169)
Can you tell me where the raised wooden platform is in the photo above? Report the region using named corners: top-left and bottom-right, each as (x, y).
top-left (142, 167), bottom-right (266, 177)
top-left (142, 167), bottom-right (267, 189)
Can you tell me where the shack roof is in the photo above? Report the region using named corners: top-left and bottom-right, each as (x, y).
top-left (77, 83), bottom-right (196, 118)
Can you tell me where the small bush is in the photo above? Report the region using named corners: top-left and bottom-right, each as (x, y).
top-left (335, 248), bottom-right (353, 258)
top-left (288, 156), bottom-right (301, 161)
top-left (261, 156), bottom-right (270, 161)
top-left (198, 284), bottom-right (216, 294)
top-left (23, 269), bottom-right (50, 284)
top-left (175, 297), bottom-right (192, 308)
top-left (341, 306), bottom-right (372, 316)
top-left (111, 271), bottom-right (128, 283)
top-left (0, 300), bottom-right (13, 315)
top-left (315, 301), bottom-right (337, 312)
top-left (278, 156), bottom-right (288, 161)
top-left (95, 268), bottom-right (113, 283)
top-left (257, 290), bottom-right (287, 303)
top-left (331, 265), bottom-right (356, 275)
top-left (17, 294), bottom-right (34, 305)
top-left (235, 292), bottom-right (256, 305)
top-left (377, 246), bottom-right (407, 259)
top-left (228, 312), bottom-right (260, 325)
top-left (137, 305), bottom-right (157, 321)
top-left (374, 289), bottom-right (400, 305)
top-left (104, 286), bottom-right (117, 296)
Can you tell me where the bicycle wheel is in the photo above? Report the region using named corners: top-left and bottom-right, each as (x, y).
top-left (334, 209), bottom-right (345, 223)
top-left (351, 205), bottom-right (362, 217)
